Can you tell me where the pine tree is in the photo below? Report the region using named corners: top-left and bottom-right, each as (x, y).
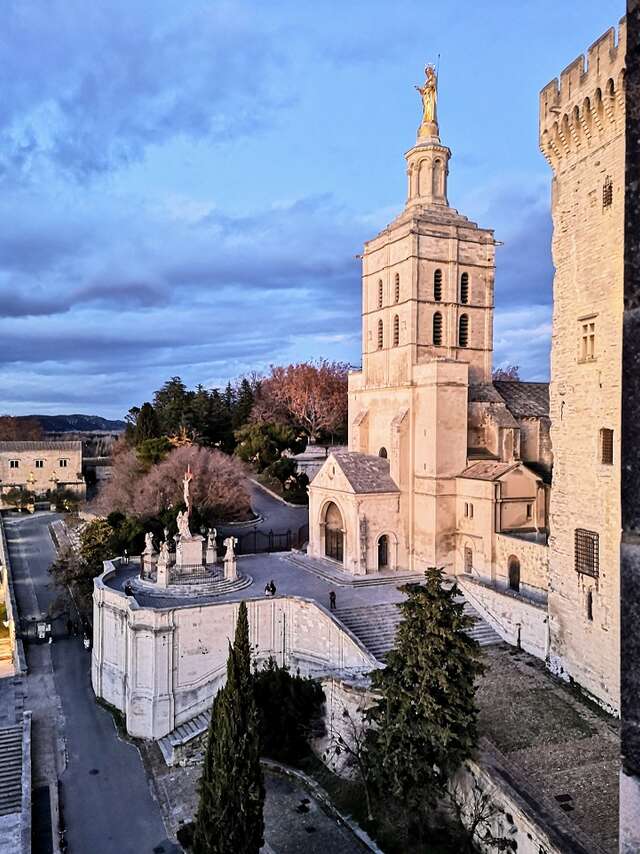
top-left (192, 611), bottom-right (264, 854)
top-left (232, 378), bottom-right (255, 431)
top-left (134, 402), bottom-right (160, 443)
top-left (365, 568), bottom-right (485, 831)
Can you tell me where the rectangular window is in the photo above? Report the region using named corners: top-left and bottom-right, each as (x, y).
top-left (526, 503), bottom-right (532, 520)
top-left (469, 503), bottom-right (474, 519)
top-left (601, 428), bottom-right (614, 465)
top-left (9, 460), bottom-right (19, 469)
top-left (579, 318), bottom-right (596, 361)
top-left (464, 546), bottom-right (473, 573)
top-left (59, 459), bottom-right (68, 468)
top-left (575, 529), bottom-right (599, 578)
top-left (35, 459), bottom-right (44, 469)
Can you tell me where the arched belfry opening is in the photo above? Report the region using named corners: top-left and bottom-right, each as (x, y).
top-left (324, 502), bottom-right (344, 563)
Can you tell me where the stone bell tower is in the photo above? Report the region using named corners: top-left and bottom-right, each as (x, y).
top-left (358, 65), bottom-right (496, 392)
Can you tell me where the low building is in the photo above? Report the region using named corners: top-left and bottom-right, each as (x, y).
top-left (0, 441), bottom-right (85, 500)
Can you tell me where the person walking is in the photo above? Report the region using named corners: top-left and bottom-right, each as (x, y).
top-left (329, 590), bottom-right (336, 611)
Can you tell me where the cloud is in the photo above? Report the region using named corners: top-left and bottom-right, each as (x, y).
top-left (0, 1), bottom-right (289, 181)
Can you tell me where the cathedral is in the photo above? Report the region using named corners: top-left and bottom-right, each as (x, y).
top-left (308, 21), bottom-right (625, 715)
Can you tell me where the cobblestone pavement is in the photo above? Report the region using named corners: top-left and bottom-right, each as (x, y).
top-left (478, 645), bottom-right (619, 853)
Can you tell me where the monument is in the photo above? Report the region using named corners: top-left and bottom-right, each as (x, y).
top-left (174, 465), bottom-right (205, 569)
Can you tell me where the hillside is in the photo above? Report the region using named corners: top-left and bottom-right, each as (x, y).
top-left (26, 414), bottom-right (125, 433)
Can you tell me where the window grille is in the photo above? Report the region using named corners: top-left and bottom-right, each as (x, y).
top-left (575, 528), bottom-right (599, 577)
top-left (394, 273), bottom-right (400, 303)
top-left (434, 269), bottom-right (442, 302)
top-left (377, 319), bottom-right (383, 350)
top-left (393, 314), bottom-right (399, 347)
top-left (459, 314), bottom-right (469, 348)
top-left (460, 272), bottom-right (469, 304)
top-left (603, 176), bottom-right (613, 208)
top-left (378, 279), bottom-right (383, 308)
top-left (433, 311), bottom-right (443, 345)
top-left (601, 428), bottom-right (613, 465)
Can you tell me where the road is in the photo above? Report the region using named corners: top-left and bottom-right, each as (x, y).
top-left (4, 512), bottom-right (177, 854)
top-left (217, 480), bottom-right (309, 538)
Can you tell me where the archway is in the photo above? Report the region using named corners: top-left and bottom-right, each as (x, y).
top-left (378, 447), bottom-right (388, 459)
top-left (324, 502), bottom-right (344, 563)
top-left (508, 556), bottom-right (520, 592)
top-left (378, 535), bottom-right (389, 570)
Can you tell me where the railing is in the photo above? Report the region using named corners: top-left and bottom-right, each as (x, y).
top-left (168, 562), bottom-right (224, 585)
top-left (227, 524), bottom-right (309, 556)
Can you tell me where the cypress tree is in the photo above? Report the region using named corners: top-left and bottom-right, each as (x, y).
top-left (192, 612), bottom-right (264, 854)
top-left (365, 567), bottom-right (485, 831)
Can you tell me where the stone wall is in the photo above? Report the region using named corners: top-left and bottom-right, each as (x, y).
top-left (0, 513), bottom-right (24, 674)
top-left (540, 21), bottom-right (625, 714)
top-left (458, 575), bottom-right (548, 660)
top-left (494, 532), bottom-right (548, 596)
top-left (0, 442), bottom-right (85, 498)
top-left (92, 563), bottom-right (378, 739)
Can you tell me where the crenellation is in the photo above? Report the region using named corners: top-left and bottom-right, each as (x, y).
top-left (539, 19), bottom-right (626, 170)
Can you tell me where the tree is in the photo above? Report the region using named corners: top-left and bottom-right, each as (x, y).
top-left (134, 402), bottom-right (161, 443)
top-left (365, 569), bottom-right (485, 834)
top-left (232, 378), bottom-right (256, 432)
top-left (492, 365), bottom-right (521, 381)
top-left (79, 519), bottom-right (115, 576)
top-left (323, 702), bottom-right (375, 822)
top-left (136, 436), bottom-right (172, 469)
top-left (153, 376), bottom-right (192, 435)
top-left (253, 657), bottom-right (324, 763)
top-left (234, 422), bottom-right (299, 471)
top-left (258, 360), bottom-right (349, 444)
top-left (192, 606), bottom-right (264, 854)
top-left (0, 416), bottom-right (43, 440)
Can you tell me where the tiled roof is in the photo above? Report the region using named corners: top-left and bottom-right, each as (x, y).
top-left (468, 384), bottom-right (504, 404)
top-left (0, 441), bottom-right (82, 452)
top-left (493, 381), bottom-right (550, 418)
top-left (331, 451), bottom-right (399, 494)
top-left (459, 461), bottom-right (519, 481)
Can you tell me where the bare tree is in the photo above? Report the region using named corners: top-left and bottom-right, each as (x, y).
top-left (448, 770), bottom-right (517, 852)
top-left (258, 360), bottom-right (349, 444)
top-left (323, 703), bottom-right (375, 822)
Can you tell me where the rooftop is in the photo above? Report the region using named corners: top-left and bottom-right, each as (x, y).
top-left (331, 451), bottom-right (399, 494)
top-left (0, 441), bottom-right (82, 452)
top-left (493, 381), bottom-right (550, 419)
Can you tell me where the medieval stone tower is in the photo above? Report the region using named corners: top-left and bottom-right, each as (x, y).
top-left (540, 21), bottom-right (626, 713)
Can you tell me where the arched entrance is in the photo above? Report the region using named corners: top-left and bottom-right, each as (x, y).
top-left (324, 502), bottom-right (344, 563)
top-left (377, 535), bottom-right (389, 570)
top-left (508, 556), bottom-right (520, 592)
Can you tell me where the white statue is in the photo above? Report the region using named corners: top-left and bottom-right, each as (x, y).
top-left (159, 539), bottom-right (170, 565)
top-left (183, 465), bottom-right (193, 516)
top-left (176, 509), bottom-right (191, 539)
top-left (144, 532), bottom-right (154, 554)
top-left (223, 536), bottom-right (238, 581)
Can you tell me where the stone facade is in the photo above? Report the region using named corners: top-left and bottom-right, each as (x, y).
top-left (308, 73), bottom-right (550, 580)
top-left (92, 560), bottom-right (377, 739)
top-left (0, 441), bottom-right (85, 499)
top-left (540, 21), bottom-right (625, 713)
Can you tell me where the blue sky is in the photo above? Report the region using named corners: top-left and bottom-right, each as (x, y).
top-left (0, 0), bottom-right (624, 418)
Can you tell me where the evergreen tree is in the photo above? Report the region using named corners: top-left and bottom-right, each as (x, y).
top-left (208, 388), bottom-right (234, 450)
top-left (134, 402), bottom-right (161, 443)
top-left (153, 376), bottom-right (192, 435)
top-left (365, 568), bottom-right (485, 832)
top-left (192, 612), bottom-right (264, 854)
top-left (232, 378), bottom-right (255, 431)
top-left (234, 601), bottom-right (252, 687)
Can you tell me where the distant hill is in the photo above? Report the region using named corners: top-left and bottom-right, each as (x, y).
top-left (25, 414), bottom-right (126, 433)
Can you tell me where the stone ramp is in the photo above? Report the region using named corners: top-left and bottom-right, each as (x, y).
top-left (158, 710), bottom-right (210, 767)
top-left (0, 723), bottom-right (23, 817)
top-left (334, 600), bottom-right (502, 660)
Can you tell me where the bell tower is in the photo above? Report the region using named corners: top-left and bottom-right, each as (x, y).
top-left (359, 66), bottom-right (496, 390)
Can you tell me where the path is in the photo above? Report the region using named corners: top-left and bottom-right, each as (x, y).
top-left (217, 480), bottom-right (309, 537)
top-left (4, 512), bottom-right (176, 854)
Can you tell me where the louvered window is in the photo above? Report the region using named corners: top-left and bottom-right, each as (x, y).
top-left (458, 314), bottom-right (469, 347)
top-left (433, 312), bottom-right (443, 345)
top-left (460, 272), bottom-right (469, 304)
top-left (434, 269), bottom-right (442, 302)
top-left (575, 529), bottom-right (599, 577)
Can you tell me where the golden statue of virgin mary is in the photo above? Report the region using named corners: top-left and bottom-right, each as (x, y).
top-left (415, 65), bottom-right (438, 134)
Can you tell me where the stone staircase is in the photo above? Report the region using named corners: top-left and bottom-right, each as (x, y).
top-left (0, 723), bottom-right (23, 816)
top-left (334, 600), bottom-right (503, 661)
